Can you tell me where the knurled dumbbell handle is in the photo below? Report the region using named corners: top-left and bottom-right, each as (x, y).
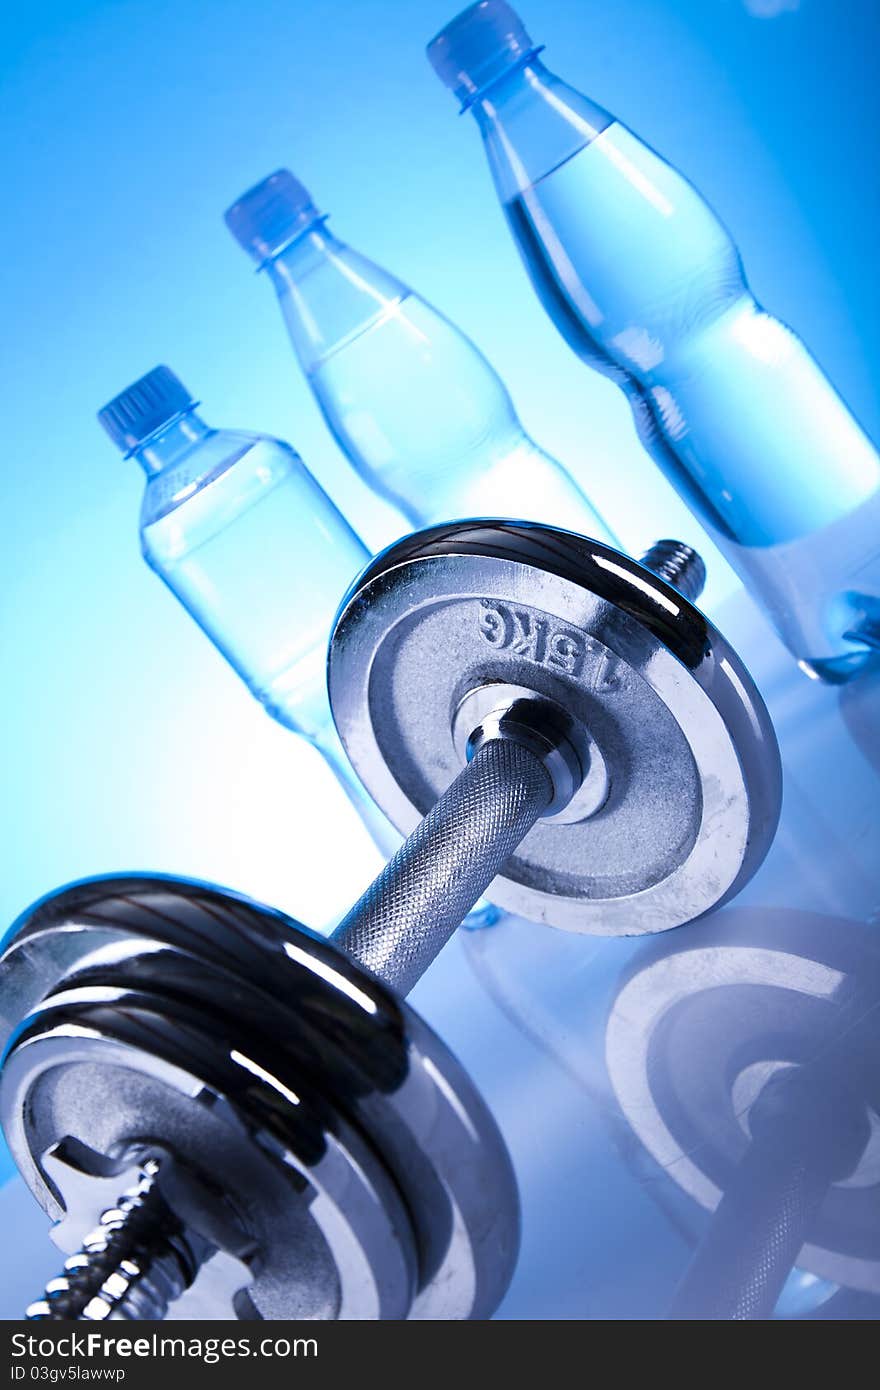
top-left (331, 537), bottom-right (707, 998)
top-left (331, 738), bottom-right (553, 996)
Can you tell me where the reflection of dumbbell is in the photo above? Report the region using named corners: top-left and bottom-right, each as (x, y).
top-left (1, 521), bottom-right (781, 1320)
top-left (607, 908), bottom-right (880, 1319)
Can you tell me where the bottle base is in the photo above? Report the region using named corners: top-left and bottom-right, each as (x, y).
top-left (460, 899), bottom-right (505, 931)
top-left (799, 632), bottom-right (880, 686)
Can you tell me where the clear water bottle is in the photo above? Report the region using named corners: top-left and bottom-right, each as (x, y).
top-left (97, 365), bottom-right (399, 859)
top-left (224, 169), bottom-right (618, 548)
top-left (428, 1), bottom-right (880, 682)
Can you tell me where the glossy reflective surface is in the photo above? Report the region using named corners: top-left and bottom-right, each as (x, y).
top-left (329, 521), bottom-right (781, 932)
top-left (0, 875), bottom-right (519, 1320)
top-left (608, 908), bottom-right (880, 1307)
top-left (459, 588), bottom-right (880, 1317)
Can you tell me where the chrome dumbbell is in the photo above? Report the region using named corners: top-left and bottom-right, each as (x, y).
top-left (607, 907), bottom-right (880, 1320)
top-left (1, 875), bottom-right (519, 1321)
top-left (0, 520), bottom-right (781, 1320)
top-left (328, 521), bottom-right (780, 967)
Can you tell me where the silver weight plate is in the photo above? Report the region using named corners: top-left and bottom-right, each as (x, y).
top-left (606, 908), bottom-right (880, 1291)
top-left (329, 522), bottom-right (781, 935)
top-left (2, 990), bottom-right (416, 1321)
top-left (0, 875), bottom-right (519, 1321)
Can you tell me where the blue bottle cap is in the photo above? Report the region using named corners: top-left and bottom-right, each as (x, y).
top-left (224, 170), bottom-right (322, 265)
top-left (98, 366), bottom-right (195, 454)
top-left (427, 1), bottom-right (539, 107)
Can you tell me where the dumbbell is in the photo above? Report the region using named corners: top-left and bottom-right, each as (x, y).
top-left (1, 875), bottom-right (519, 1321)
top-left (606, 908), bottom-right (880, 1319)
top-left (0, 520), bottom-right (781, 1320)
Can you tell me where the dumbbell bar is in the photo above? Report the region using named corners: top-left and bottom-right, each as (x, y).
top-left (0, 522), bottom-right (781, 1321)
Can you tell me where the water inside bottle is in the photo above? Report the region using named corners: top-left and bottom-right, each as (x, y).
top-left (142, 439), bottom-right (354, 738)
top-left (307, 293), bottom-right (614, 538)
top-left (505, 124), bottom-right (880, 670)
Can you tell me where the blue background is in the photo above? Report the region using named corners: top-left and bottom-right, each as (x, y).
top-left (1, 0), bottom-right (878, 1314)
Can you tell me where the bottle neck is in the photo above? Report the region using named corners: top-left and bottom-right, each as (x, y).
top-left (263, 217), bottom-right (339, 279)
top-left (468, 56), bottom-right (613, 202)
top-left (134, 410), bottom-right (212, 477)
top-left (263, 221), bottom-right (410, 374)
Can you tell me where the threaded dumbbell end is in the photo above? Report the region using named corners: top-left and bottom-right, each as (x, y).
top-left (640, 539), bottom-right (706, 603)
top-left (26, 1163), bottom-right (200, 1321)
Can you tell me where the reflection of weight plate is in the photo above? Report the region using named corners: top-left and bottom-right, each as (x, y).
top-left (0, 876), bottom-right (519, 1319)
top-left (606, 908), bottom-right (880, 1292)
top-left (329, 522), bottom-right (781, 934)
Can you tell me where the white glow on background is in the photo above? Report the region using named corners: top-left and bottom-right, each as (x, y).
top-left (743, 0), bottom-right (800, 16)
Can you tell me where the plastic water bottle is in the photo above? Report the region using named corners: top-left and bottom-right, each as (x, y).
top-left (428, 0), bottom-right (880, 682)
top-left (224, 169), bottom-right (618, 549)
top-left (97, 365), bottom-right (399, 860)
